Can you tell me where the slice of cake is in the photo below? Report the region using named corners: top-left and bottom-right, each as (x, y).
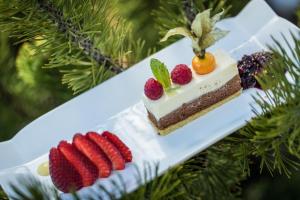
top-left (143, 49), bottom-right (242, 135)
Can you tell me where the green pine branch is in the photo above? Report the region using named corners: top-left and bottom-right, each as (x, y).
top-left (116, 0), bottom-right (160, 52)
top-left (8, 176), bottom-right (59, 200)
top-left (0, 185), bottom-right (8, 200)
top-left (0, 0), bottom-right (146, 94)
top-left (182, 0), bottom-right (197, 25)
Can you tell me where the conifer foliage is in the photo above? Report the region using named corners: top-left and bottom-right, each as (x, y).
top-left (0, 0), bottom-right (145, 94)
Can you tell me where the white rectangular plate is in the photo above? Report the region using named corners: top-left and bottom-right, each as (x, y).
top-left (0, 0), bottom-right (299, 198)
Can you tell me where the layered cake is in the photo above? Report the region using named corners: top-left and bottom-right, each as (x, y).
top-left (142, 8), bottom-right (243, 135)
top-left (143, 50), bottom-right (242, 135)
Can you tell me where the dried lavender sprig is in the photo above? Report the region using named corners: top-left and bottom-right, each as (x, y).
top-left (37, 0), bottom-right (124, 74)
top-left (182, 0), bottom-right (197, 25)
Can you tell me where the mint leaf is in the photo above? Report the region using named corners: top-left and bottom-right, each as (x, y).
top-left (150, 58), bottom-right (171, 89)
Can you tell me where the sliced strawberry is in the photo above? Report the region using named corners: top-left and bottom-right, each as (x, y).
top-left (49, 148), bottom-right (83, 192)
top-left (87, 132), bottom-right (125, 170)
top-left (102, 131), bottom-right (132, 162)
top-left (58, 141), bottom-right (98, 186)
top-left (73, 133), bottom-right (112, 178)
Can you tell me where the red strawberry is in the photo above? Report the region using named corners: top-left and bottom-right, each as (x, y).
top-left (58, 141), bottom-right (98, 186)
top-left (144, 78), bottom-right (164, 100)
top-left (102, 131), bottom-right (132, 162)
top-left (73, 133), bottom-right (112, 178)
top-left (49, 148), bottom-right (83, 192)
top-left (87, 132), bottom-right (125, 170)
top-left (171, 64), bottom-right (192, 85)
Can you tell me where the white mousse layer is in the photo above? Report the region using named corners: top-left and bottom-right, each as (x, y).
top-left (143, 49), bottom-right (239, 120)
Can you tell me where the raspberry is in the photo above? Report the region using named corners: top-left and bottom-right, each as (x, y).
top-left (49, 148), bottom-right (83, 192)
top-left (144, 78), bottom-right (163, 100)
top-left (171, 64), bottom-right (192, 85)
top-left (102, 131), bottom-right (132, 162)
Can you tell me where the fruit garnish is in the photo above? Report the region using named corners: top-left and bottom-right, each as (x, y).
top-left (161, 9), bottom-right (228, 58)
top-left (144, 78), bottom-right (164, 100)
top-left (87, 132), bottom-right (125, 170)
top-left (49, 148), bottom-right (83, 192)
top-left (192, 52), bottom-right (216, 75)
top-left (171, 64), bottom-right (192, 85)
top-left (102, 131), bottom-right (132, 162)
top-left (150, 58), bottom-right (171, 90)
top-left (238, 51), bottom-right (272, 89)
top-left (161, 9), bottom-right (228, 75)
top-left (48, 131), bottom-right (132, 192)
top-left (73, 134), bottom-right (112, 178)
top-left (58, 141), bottom-right (98, 186)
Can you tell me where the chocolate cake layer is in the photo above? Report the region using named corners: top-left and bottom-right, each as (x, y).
top-left (148, 75), bottom-right (241, 130)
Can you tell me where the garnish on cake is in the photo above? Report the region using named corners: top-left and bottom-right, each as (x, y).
top-left (144, 59), bottom-right (194, 101)
top-left (171, 64), bottom-right (192, 85)
top-left (150, 58), bottom-right (171, 90)
top-left (40, 131), bottom-right (132, 193)
top-left (143, 8), bottom-right (242, 135)
top-left (161, 9), bottom-right (229, 75)
top-left (144, 78), bottom-right (164, 100)
top-left (237, 51), bottom-right (272, 89)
